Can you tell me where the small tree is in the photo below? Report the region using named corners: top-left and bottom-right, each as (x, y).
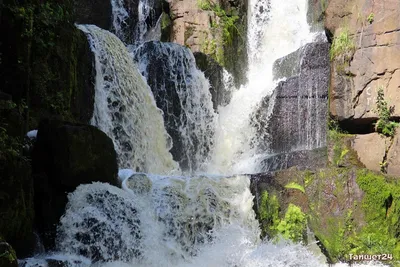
top-left (375, 86), bottom-right (398, 137)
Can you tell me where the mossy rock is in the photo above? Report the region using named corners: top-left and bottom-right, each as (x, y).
top-left (0, 0), bottom-right (94, 131)
top-left (0, 238), bottom-right (18, 267)
top-left (252, 167), bottom-right (400, 265)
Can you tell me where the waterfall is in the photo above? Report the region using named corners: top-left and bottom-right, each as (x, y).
top-left (20, 1), bottom-right (361, 267)
top-left (23, 175), bottom-right (330, 267)
top-left (77, 25), bottom-right (178, 174)
top-left (130, 41), bottom-right (216, 173)
top-left (111, 0), bottom-right (161, 44)
top-left (208, 0), bottom-right (316, 175)
top-left (136, 0), bottom-right (160, 42)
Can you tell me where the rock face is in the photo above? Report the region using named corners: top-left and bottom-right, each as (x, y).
top-left (74, 0), bottom-right (112, 30)
top-left (168, 0), bottom-right (248, 86)
top-left (253, 41), bottom-right (330, 164)
top-left (32, 120), bottom-right (118, 249)
top-left (327, 0), bottom-right (400, 123)
top-left (351, 133), bottom-right (389, 172)
top-left (259, 148), bottom-right (327, 172)
top-left (387, 131), bottom-right (400, 175)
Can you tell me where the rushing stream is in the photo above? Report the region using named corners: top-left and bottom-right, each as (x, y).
top-left (20, 0), bottom-right (384, 266)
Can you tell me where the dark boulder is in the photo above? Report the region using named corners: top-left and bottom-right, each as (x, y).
top-left (74, 0), bottom-right (112, 30)
top-left (132, 41), bottom-right (215, 170)
top-left (32, 119), bottom-right (118, 249)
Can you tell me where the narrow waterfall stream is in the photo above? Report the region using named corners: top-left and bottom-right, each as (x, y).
top-left (19, 0), bottom-right (384, 267)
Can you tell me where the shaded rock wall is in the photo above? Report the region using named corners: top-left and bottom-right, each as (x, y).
top-left (74, 0), bottom-right (112, 30)
top-left (0, 0), bottom-right (96, 257)
top-left (32, 120), bottom-right (118, 250)
top-left (0, 0), bottom-right (95, 129)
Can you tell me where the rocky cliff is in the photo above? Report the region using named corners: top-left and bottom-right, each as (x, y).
top-left (326, 0), bottom-right (400, 176)
top-left (167, 0), bottom-right (248, 86)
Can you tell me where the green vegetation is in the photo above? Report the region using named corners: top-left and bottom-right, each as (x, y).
top-left (198, 0), bottom-right (241, 45)
top-left (258, 191), bottom-right (307, 243)
top-left (329, 120), bottom-right (350, 167)
top-left (285, 182), bottom-right (305, 194)
top-left (307, 168), bottom-right (400, 263)
top-left (197, 0), bottom-right (241, 65)
top-left (0, 237), bottom-right (17, 267)
top-left (355, 170), bottom-right (400, 261)
top-left (276, 204), bottom-right (307, 243)
top-left (329, 28), bottom-right (355, 61)
top-left (258, 191), bottom-right (280, 238)
top-left (367, 13), bottom-right (375, 24)
top-left (375, 86), bottom-right (399, 137)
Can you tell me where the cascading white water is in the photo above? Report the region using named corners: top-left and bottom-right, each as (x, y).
top-left (77, 25), bottom-right (178, 174)
top-left (135, 0), bottom-right (159, 42)
top-left (208, 0), bottom-right (315, 175)
top-left (110, 0), bottom-right (129, 41)
top-left (111, 0), bottom-right (161, 44)
top-left (131, 42), bottom-right (216, 172)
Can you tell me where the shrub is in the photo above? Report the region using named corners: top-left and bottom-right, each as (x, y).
top-left (367, 13), bottom-right (374, 24)
top-left (375, 86), bottom-right (399, 137)
top-left (330, 28), bottom-right (355, 61)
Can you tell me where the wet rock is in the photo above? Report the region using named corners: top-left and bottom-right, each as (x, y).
top-left (255, 41), bottom-right (330, 155)
top-left (132, 41), bottom-right (215, 170)
top-left (57, 183), bottom-right (141, 262)
top-left (259, 148), bottom-right (327, 172)
top-left (32, 119), bottom-right (118, 250)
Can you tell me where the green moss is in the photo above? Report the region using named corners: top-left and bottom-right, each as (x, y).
top-left (311, 168), bottom-right (400, 263)
top-left (367, 13), bottom-right (374, 24)
top-left (276, 204), bottom-right (307, 243)
top-left (258, 191), bottom-right (280, 238)
top-left (355, 169), bottom-right (400, 260)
